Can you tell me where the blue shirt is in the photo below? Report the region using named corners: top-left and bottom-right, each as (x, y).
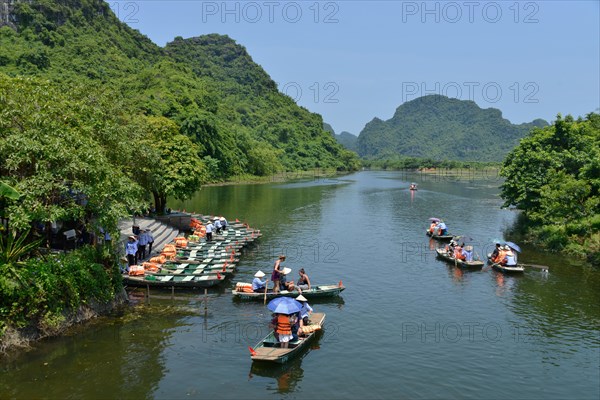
top-left (125, 240), bottom-right (138, 255)
top-left (300, 303), bottom-right (313, 319)
top-left (252, 277), bottom-right (266, 290)
top-left (205, 223), bottom-right (213, 233)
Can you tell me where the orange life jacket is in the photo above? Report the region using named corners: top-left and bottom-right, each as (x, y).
top-left (276, 314), bottom-right (292, 335)
top-left (493, 250), bottom-right (507, 264)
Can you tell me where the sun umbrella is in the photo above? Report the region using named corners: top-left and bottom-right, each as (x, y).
top-left (429, 217), bottom-right (440, 222)
top-left (505, 241), bottom-right (521, 252)
top-left (267, 297), bottom-right (302, 315)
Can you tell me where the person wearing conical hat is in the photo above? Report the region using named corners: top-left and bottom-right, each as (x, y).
top-left (279, 267), bottom-right (295, 291)
top-left (252, 270), bottom-right (267, 292)
top-left (296, 294), bottom-right (313, 326)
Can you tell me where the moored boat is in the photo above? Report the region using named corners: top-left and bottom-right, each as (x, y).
top-left (123, 272), bottom-right (227, 288)
top-left (250, 312), bottom-right (326, 363)
top-left (232, 283), bottom-right (345, 301)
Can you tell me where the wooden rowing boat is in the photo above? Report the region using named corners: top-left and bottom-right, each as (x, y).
top-left (486, 254), bottom-right (525, 273)
top-left (251, 313), bottom-right (326, 363)
top-left (435, 248), bottom-right (484, 268)
top-left (123, 273), bottom-right (226, 288)
top-left (232, 284), bottom-right (345, 300)
top-left (426, 230), bottom-right (454, 241)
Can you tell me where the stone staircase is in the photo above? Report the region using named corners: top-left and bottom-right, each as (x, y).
top-left (117, 217), bottom-right (181, 261)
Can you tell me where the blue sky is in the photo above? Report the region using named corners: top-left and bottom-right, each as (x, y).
top-left (113, 0), bottom-right (600, 135)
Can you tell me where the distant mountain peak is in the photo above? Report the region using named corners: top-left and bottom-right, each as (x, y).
top-left (357, 95), bottom-right (548, 161)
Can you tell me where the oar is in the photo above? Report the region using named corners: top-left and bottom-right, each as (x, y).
top-left (263, 279), bottom-right (269, 305)
top-left (520, 263), bottom-right (550, 272)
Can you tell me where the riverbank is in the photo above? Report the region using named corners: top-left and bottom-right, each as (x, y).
top-left (0, 289), bottom-right (128, 355)
top-left (202, 169), bottom-right (345, 187)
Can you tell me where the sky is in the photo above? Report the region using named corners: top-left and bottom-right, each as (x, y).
top-left (111, 0), bottom-right (600, 135)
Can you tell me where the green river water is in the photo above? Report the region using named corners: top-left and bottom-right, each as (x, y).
top-left (1, 171), bottom-right (598, 399)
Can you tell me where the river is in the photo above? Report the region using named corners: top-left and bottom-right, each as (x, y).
top-left (1, 171), bottom-right (598, 399)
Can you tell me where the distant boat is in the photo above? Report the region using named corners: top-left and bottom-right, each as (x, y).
top-left (250, 312), bottom-right (326, 363)
top-left (409, 183), bottom-right (418, 190)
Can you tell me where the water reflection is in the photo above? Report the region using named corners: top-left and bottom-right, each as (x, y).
top-left (249, 357), bottom-right (305, 394)
top-left (248, 333), bottom-right (324, 394)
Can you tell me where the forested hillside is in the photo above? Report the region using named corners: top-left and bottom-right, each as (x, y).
top-left (0, 0), bottom-right (359, 181)
top-left (357, 95), bottom-right (548, 162)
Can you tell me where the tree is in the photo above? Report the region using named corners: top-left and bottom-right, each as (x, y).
top-left (0, 74), bottom-right (143, 237)
top-left (134, 116), bottom-right (207, 213)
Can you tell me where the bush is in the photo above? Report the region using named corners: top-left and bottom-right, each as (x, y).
top-left (0, 245), bottom-right (122, 335)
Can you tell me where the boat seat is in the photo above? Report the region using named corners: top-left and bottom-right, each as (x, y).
top-left (189, 250), bottom-right (197, 258)
top-left (182, 276), bottom-right (194, 282)
top-left (161, 275), bottom-right (174, 282)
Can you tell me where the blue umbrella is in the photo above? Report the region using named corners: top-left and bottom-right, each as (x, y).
top-left (505, 241), bottom-right (522, 253)
top-left (267, 297), bottom-right (302, 315)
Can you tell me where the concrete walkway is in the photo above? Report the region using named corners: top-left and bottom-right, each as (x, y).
top-left (117, 217), bottom-right (181, 262)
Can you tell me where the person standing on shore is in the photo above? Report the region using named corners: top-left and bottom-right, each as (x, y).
top-left (146, 229), bottom-right (154, 256)
top-left (125, 235), bottom-right (138, 266)
top-left (205, 220), bottom-right (214, 241)
top-left (214, 217), bottom-right (222, 235)
top-left (137, 229), bottom-right (148, 261)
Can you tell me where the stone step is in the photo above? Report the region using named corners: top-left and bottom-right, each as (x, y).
top-left (118, 217), bottom-right (181, 262)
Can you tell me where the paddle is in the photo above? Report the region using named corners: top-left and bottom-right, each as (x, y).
top-left (519, 263), bottom-right (550, 272)
top-left (263, 279), bottom-right (269, 305)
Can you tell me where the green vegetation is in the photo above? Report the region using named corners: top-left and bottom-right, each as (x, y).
top-left (357, 95), bottom-right (547, 162)
top-left (500, 113), bottom-right (600, 266)
top-left (362, 155), bottom-right (500, 171)
top-left (0, 242), bottom-right (122, 344)
top-left (0, 1), bottom-right (359, 182)
top-left (0, 0), bottom-right (358, 346)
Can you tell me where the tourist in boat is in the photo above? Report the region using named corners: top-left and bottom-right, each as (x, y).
top-left (296, 294), bottom-right (313, 326)
top-left (274, 313), bottom-right (294, 348)
top-left (290, 312), bottom-right (301, 342)
top-left (271, 255), bottom-right (285, 294)
top-left (279, 267), bottom-right (295, 291)
top-left (297, 268), bottom-right (311, 293)
top-left (491, 243), bottom-right (502, 262)
top-left (502, 247), bottom-right (518, 266)
top-left (437, 220), bottom-right (448, 235)
top-left (205, 220), bottom-right (214, 241)
top-left (463, 245), bottom-right (474, 262)
top-left (446, 238), bottom-right (457, 256)
top-left (493, 245), bottom-right (508, 264)
top-left (429, 221), bottom-right (438, 234)
top-left (252, 270), bottom-right (267, 292)
top-left (453, 242), bottom-right (466, 261)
